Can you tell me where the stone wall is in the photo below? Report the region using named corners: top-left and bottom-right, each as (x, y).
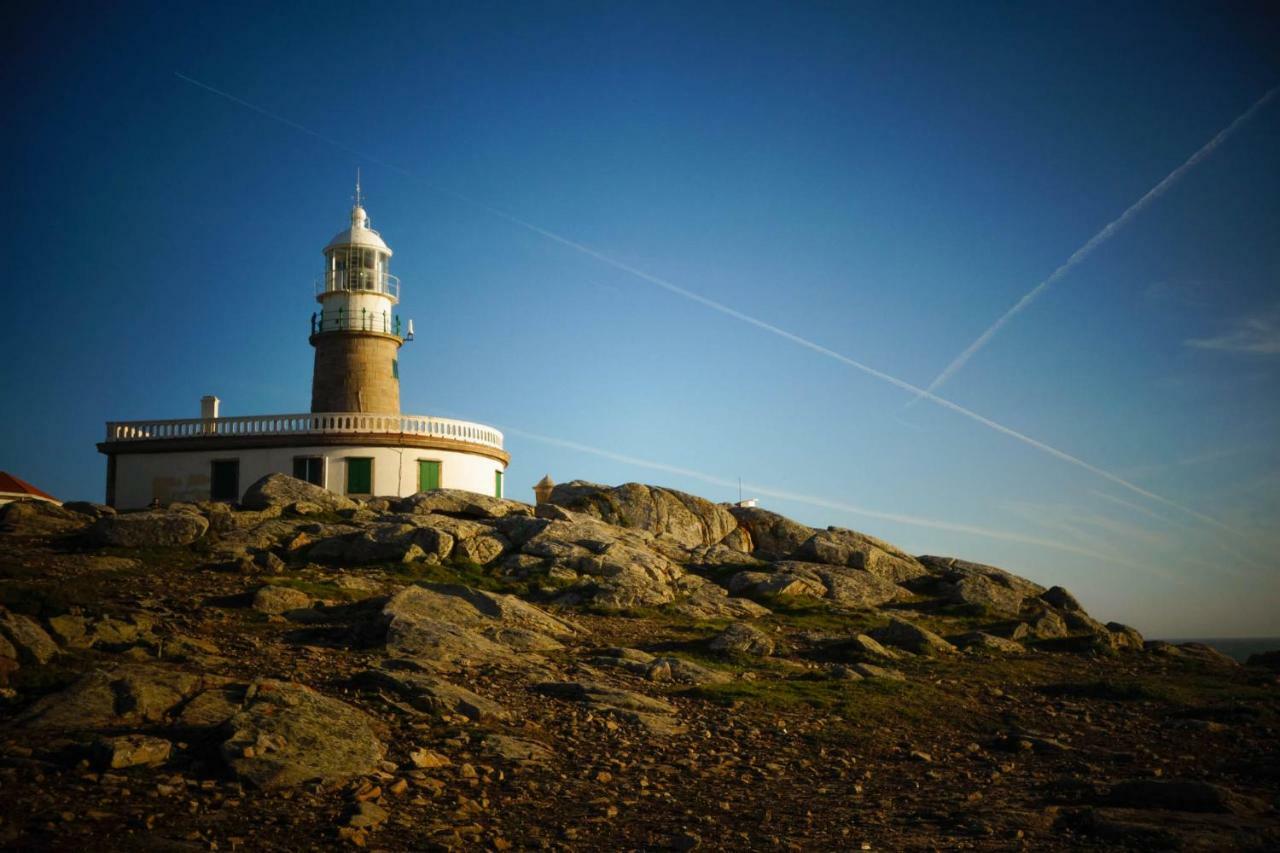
top-left (311, 334), bottom-right (401, 414)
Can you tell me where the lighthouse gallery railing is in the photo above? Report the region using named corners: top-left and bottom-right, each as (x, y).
top-left (104, 413), bottom-right (504, 451)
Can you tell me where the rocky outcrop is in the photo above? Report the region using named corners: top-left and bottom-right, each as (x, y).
top-left (252, 585), bottom-right (313, 615)
top-left (871, 617), bottom-right (958, 656)
top-left (17, 665), bottom-right (209, 730)
top-left (380, 584), bottom-right (574, 670)
top-left (727, 561), bottom-right (903, 609)
top-left (221, 679), bottom-right (385, 789)
top-left (709, 622), bottom-right (775, 656)
top-left (0, 608), bottom-right (60, 665)
top-left (240, 473), bottom-right (358, 512)
top-left (0, 500), bottom-right (91, 537)
top-left (89, 510), bottom-right (209, 547)
top-left (726, 506), bottom-right (814, 559)
top-left (547, 481), bottom-right (737, 548)
top-left (797, 528), bottom-right (928, 583)
top-left (393, 489), bottom-right (533, 520)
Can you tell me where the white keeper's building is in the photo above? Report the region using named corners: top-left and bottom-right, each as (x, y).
top-left (98, 185), bottom-right (509, 509)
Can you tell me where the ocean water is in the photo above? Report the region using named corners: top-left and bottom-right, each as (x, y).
top-left (1160, 637), bottom-right (1280, 663)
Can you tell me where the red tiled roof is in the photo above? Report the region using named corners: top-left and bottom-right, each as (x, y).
top-left (0, 471), bottom-right (58, 502)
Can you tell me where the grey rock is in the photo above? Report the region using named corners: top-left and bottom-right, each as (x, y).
top-left (1040, 585), bottom-right (1083, 612)
top-left (452, 532), bottom-right (509, 565)
top-left (725, 506), bottom-right (815, 560)
top-left (480, 734), bottom-right (554, 764)
top-left (709, 622), bottom-right (776, 657)
top-left (0, 608), bottom-right (60, 664)
top-left (89, 510), bottom-right (209, 547)
top-left (17, 665), bottom-right (207, 730)
top-left (353, 662), bottom-right (508, 720)
top-left (94, 734), bottom-right (172, 769)
top-left (797, 527), bottom-right (928, 583)
top-left (647, 656), bottom-right (732, 685)
top-left (1105, 622), bottom-right (1145, 651)
top-left (547, 481), bottom-right (738, 548)
top-left (0, 500), bottom-right (91, 537)
top-left (946, 574), bottom-right (1025, 616)
top-left (917, 555), bottom-right (1045, 598)
top-left (393, 489), bottom-right (533, 519)
top-left (841, 634), bottom-right (901, 661)
top-left (240, 473), bottom-right (357, 513)
top-left (852, 662), bottom-right (906, 681)
top-left (220, 679), bottom-right (385, 789)
top-left (534, 681), bottom-right (681, 727)
top-left (252, 585), bottom-right (313, 615)
top-left (953, 632), bottom-right (1026, 654)
top-left (870, 617), bottom-right (957, 656)
top-left (668, 578), bottom-right (771, 620)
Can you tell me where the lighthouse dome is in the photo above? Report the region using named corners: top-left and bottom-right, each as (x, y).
top-left (326, 205), bottom-right (391, 254)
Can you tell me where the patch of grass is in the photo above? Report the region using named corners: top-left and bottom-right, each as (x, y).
top-left (758, 596), bottom-right (885, 633)
top-left (1041, 679), bottom-right (1166, 702)
top-left (261, 577), bottom-right (371, 602)
top-left (682, 672), bottom-right (964, 730)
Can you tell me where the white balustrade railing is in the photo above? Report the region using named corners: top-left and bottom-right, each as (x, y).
top-left (105, 412), bottom-right (504, 451)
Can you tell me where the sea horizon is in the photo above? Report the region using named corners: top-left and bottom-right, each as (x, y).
top-left (1159, 637), bottom-right (1280, 663)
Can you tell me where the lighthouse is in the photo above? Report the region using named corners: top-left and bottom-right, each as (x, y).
top-left (311, 178), bottom-right (404, 414)
top-left (98, 182), bottom-right (510, 507)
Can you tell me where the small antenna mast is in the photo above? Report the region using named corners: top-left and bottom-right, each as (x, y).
top-left (354, 167), bottom-right (362, 208)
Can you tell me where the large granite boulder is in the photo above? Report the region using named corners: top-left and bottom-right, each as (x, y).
top-left (917, 555), bottom-right (1045, 598)
top-left (797, 528), bottom-right (927, 582)
top-left (0, 500), bottom-right (91, 537)
top-left (870, 617), bottom-right (958, 656)
top-left (726, 561), bottom-right (903, 609)
top-left (240, 473), bottom-right (357, 513)
top-left (546, 481), bottom-right (737, 549)
top-left (17, 665), bottom-right (210, 730)
top-left (709, 622), bottom-right (776, 656)
top-left (945, 574), bottom-right (1026, 616)
top-left (89, 511), bottom-right (209, 547)
top-left (220, 679), bottom-right (385, 789)
top-left (0, 608), bottom-right (59, 665)
top-left (380, 584), bottom-right (575, 670)
top-left (393, 489), bottom-right (533, 519)
top-left (725, 506), bottom-right (815, 560)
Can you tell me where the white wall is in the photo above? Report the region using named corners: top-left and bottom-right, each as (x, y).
top-left (111, 443), bottom-right (505, 509)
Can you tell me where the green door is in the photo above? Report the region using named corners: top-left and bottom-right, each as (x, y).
top-left (418, 460), bottom-right (441, 492)
top-left (346, 458), bottom-right (373, 494)
top-left (494, 470), bottom-right (504, 499)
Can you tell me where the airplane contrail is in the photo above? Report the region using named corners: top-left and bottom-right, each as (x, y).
top-left (173, 72), bottom-right (1237, 535)
top-left (908, 85), bottom-right (1279, 403)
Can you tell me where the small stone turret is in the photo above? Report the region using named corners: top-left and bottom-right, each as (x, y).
top-left (533, 474), bottom-right (555, 505)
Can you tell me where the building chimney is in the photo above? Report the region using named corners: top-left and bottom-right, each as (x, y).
top-left (201, 395), bottom-right (221, 420)
top-left (533, 474), bottom-right (555, 505)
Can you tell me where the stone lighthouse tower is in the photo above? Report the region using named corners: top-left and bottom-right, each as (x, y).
top-left (310, 179), bottom-right (405, 413)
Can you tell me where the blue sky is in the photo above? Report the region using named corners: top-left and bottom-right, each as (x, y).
top-left (4, 1), bottom-right (1278, 637)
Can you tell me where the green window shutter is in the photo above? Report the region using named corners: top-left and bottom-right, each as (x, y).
top-left (346, 458), bottom-right (373, 494)
top-left (494, 470), bottom-right (504, 499)
top-left (418, 460), bottom-right (440, 492)
top-left (392, 359), bottom-right (399, 380)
